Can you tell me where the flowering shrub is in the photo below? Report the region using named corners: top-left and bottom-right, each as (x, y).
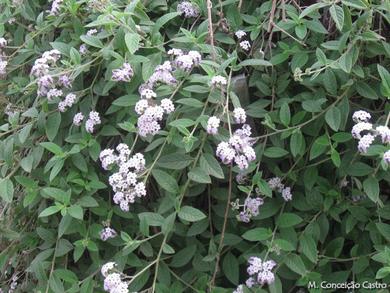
top-left (0, 0), bottom-right (390, 292)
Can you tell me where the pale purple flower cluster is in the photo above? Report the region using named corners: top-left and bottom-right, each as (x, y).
top-left (240, 40), bottom-right (251, 51)
top-left (233, 285), bottom-right (244, 293)
top-left (135, 88), bottom-right (175, 137)
top-left (87, 29), bottom-right (98, 36)
top-left (210, 75), bottom-right (227, 87)
top-left (233, 107), bottom-right (246, 124)
top-left (100, 144), bottom-right (146, 211)
top-left (73, 112), bottom-right (84, 126)
top-left (207, 116), bottom-right (220, 135)
top-left (31, 49), bottom-right (61, 77)
top-left (86, 111), bottom-right (101, 133)
top-left (49, 0), bottom-right (63, 16)
top-left (268, 177), bottom-right (293, 201)
top-left (352, 110), bottom-right (371, 123)
top-left (238, 197), bottom-right (264, 222)
top-left (100, 227), bottom-right (117, 241)
top-left (0, 38), bottom-right (7, 77)
top-left (79, 44), bottom-right (88, 55)
top-left (216, 124), bottom-right (256, 170)
top-left (246, 257), bottom-right (276, 287)
top-left (384, 150), bottom-right (390, 164)
top-left (140, 61), bottom-right (177, 91)
top-left (235, 30), bottom-right (247, 39)
top-left (351, 110), bottom-right (390, 154)
top-left (30, 50), bottom-right (76, 105)
top-left (58, 93), bottom-right (77, 112)
top-left (177, 1), bottom-right (199, 18)
top-left (173, 50), bottom-right (202, 71)
top-left (112, 63), bottom-right (134, 82)
top-left (101, 262), bottom-right (129, 293)
top-left (0, 60), bottom-right (7, 77)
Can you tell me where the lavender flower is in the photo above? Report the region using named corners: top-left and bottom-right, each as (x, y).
top-left (79, 44), bottom-right (88, 55)
top-left (160, 98), bottom-right (175, 114)
top-left (207, 116), bottom-right (220, 135)
top-left (351, 122), bottom-right (372, 139)
top-left (281, 186), bottom-right (292, 201)
top-left (58, 74), bottom-right (72, 88)
top-left (100, 145), bottom-right (146, 211)
top-left (235, 30), bottom-right (246, 39)
top-left (376, 125), bottom-right (390, 143)
top-left (240, 40), bottom-right (251, 51)
top-left (87, 29), bottom-right (98, 36)
top-left (352, 110), bottom-right (371, 123)
top-left (216, 124), bottom-right (256, 170)
top-left (233, 107), bottom-right (246, 124)
top-left (73, 112), bottom-right (84, 126)
top-left (177, 1), bottom-right (199, 18)
top-left (100, 227), bottom-right (117, 241)
top-left (86, 111), bottom-right (101, 133)
top-left (210, 75), bottom-right (227, 87)
top-left (167, 48), bottom-right (183, 56)
top-left (384, 150), bottom-right (390, 164)
top-left (246, 257), bottom-right (276, 287)
top-left (358, 134), bottom-right (375, 153)
top-left (0, 37), bottom-right (7, 48)
top-left (49, 0), bottom-right (63, 15)
top-left (101, 262), bottom-right (116, 277)
top-left (0, 60), bottom-right (8, 76)
top-left (112, 63), bottom-right (134, 82)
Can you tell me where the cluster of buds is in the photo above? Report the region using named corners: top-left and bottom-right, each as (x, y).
top-left (112, 63), bottom-right (134, 82)
top-left (0, 37), bottom-right (7, 77)
top-left (234, 29), bottom-right (251, 51)
top-left (237, 196), bottom-right (264, 223)
top-left (210, 75), bottom-right (227, 88)
top-left (177, 1), bottom-right (199, 18)
top-left (48, 0), bottom-right (63, 16)
top-left (100, 144), bottom-right (146, 212)
top-left (30, 50), bottom-right (76, 110)
top-left (72, 111), bottom-right (101, 133)
top-left (100, 226), bottom-right (117, 241)
top-left (268, 177), bottom-right (293, 201)
top-left (101, 262), bottom-right (129, 293)
top-left (215, 124), bottom-right (256, 170)
top-left (351, 111), bottom-right (390, 163)
top-left (135, 88), bottom-right (175, 137)
top-left (58, 93), bottom-right (77, 112)
top-left (246, 257), bottom-right (277, 287)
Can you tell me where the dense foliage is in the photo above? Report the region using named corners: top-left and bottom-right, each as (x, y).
top-left (0, 0), bottom-right (390, 292)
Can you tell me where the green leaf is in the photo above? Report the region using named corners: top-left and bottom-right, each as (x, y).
top-left (80, 35), bottom-right (103, 48)
top-left (125, 32), bottom-right (141, 54)
top-left (0, 178), bottom-right (14, 203)
top-left (40, 142), bottom-right (63, 156)
top-left (238, 59), bottom-right (272, 67)
top-left (188, 167), bottom-right (211, 184)
top-left (41, 187), bottom-right (70, 204)
top-left (376, 223), bottom-right (390, 241)
top-left (222, 253), bottom-right (239, 285)
top-left (176, 98), bottom-right (204, 108)
top-left (152, 12), bottom-right (181, 35)
top-left (310, 135), bottom-right (329, 160)
top-left (300, 235), bottom-right (318, 263)
top-left (330, 5), bottom-right (344, 31)
top-left (376, 267), bottom-right (390, 279)
top-left (378, 64), bottom-right (390, 97)
top-left (169, 119), bottom-right (195, 128)
top-left (325, 107), bottom-right (341, 131)
top-left (279, 103), bottom-right (291, 126)
top-left (290, 131), bottom-right (305, 157)
top-left (199, 153), bottom-right (224, 179)
top-left (156, 153), bottom-right (193, 170)
top-left (242, 228), bottom-right (272, 241)
top-left (264, 147), bottom-right (289, 158)
top-left (363, 177), bottom-right (379, 203)
top-left (151, 169), bottom-right (179, 193)
top-left (277, 213), bottom-right (303, 228)
top-left (68, 205), bottom-right (83, 220)
top-left (284, 254), bottom-right (307, 276)
top-left (299, 2), bottom-right (329, 18)
top-left (178, 206), bottom-right (207, 222)
top-left (46, 112), bottom-right (61, 141)
top-left (39, 205), bottom-right (61, 217)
